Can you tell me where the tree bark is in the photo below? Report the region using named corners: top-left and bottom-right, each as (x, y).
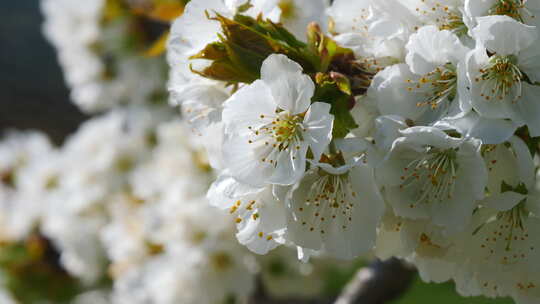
top-left (250, 258), bottom-right (416, 304)
top-left (334, 258), bottom-right (416, 304)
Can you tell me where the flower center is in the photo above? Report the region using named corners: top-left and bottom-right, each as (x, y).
top-left (413, 1), bottom-right (467, 36)
top-left (211, 251), bottom-right (234, 271)
top-left (407, 63), bottom-right (458, 109)
top-left (400, 147), bottom-right (459, 207)
top-left (439, 12), bottom-right (468, 36)
top-left (44, 175), bottom-right (59, 190)
top-left (489, 0), bottom-right (530, 22)
top-left (475, 202), bottom-right (535, 266)
top-left (475, 55), bottom-right (523, 102)
top-left (297, 173), bottom-right (357, 234)
top-left (497, 204), bottom-right (527, 251)
top-left (246, 111), bottom-right (305, 165)
top-left (272, 113), bottom-right (303, 143)
top-left (278, 0), bottom-right (297, 20)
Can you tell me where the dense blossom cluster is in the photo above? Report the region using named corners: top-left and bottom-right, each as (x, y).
top-left (166, 0), bottom-right (540, 303)
top-left (0, 0), bottom-right (356, 303)
top-left (41, 0), bottom-right (180, 112)
top-left (4, 0), bottom-right (540, 303)
top-left (0, 111), bottom-right (352, 303)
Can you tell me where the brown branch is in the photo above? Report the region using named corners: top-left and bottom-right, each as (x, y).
top-left (334, 258), bottom-right (416, 304)
top-left (248, 276), bottom-right (333, 304)
top-left (249, 258), bottom-right (416, 304)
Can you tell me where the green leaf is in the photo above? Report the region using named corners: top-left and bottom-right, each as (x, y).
top-left (236, 0), bottom-right (253, 13)
top-left (500, 181), bottom-right (528, 195)
top-left (187, 11), bottom-right (375, 135)
top-left (190, 59), bottom-right (255, 83)
top-left (224, 40), bottom-right (267, 78)
top-left (500, 180), bottom-right (514, 193)
top-left (331, 99), bottom-right (358, 138)
top-left (514, 125), bottom-right (540, 157)
top-left (189, 13), bottom-right (325, 84)
top-left (312, 75), bottom-right (358, 138)
top-left (330, 72), bottom-right (352, 95)
top-left (230, 14), bottom-right (318, 73)
top-left (307, 23), bottom-right (353, 72)
top-left (189, 42), bottom-right (228, 60)
top-left (217, 14), bottom-right (274, 55)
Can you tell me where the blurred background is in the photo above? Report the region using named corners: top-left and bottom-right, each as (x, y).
top-left (0, 1), bottom-right (87, 144)
top-left (0, 1), bottom-right (516, 304)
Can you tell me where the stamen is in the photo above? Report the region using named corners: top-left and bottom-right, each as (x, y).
top-left (407, 63), bottom-right (457, 109)
top-left (475, 202), bottom-right (534, 265)
top-left (399, 147), bottom-right (458, 207)
top-left (489, 0), bottom-right (533, 23)
top-left (247, 110), bottom-right (305, 166)
top-left (477, 55), bottom-right (523, 103)
top-left (439, 12), bottom-right (468, 36)
top-left (299, 172), bottom-right (358, 234)
top-left (414, 0), bottom-right (467, 36)
top-left (496, 204), bottom-right (527, 252)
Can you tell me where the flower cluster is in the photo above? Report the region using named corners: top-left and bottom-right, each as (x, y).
top-left (0, 1), bottom-right (359, 303)
top-left (41, 0), bottom-right (184, 112)
top-left (167, 0), bottom-right (540, 303)
top-left (0, 110), bottom-right (351, 303)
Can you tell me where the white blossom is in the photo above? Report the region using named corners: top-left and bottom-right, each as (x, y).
top-left (22, 0), bottom-right (540, 303)
top-left (370, 26), bottom-right (470, 125)
top-left (208, 175), bottom-right (287, 254)
top-left (466, 15), bottom-right (540, 136)
top-left (0, 131), bottom-right (56, 241)
top-left (328, 0), bottom-right (418, 61)
top-left (465, 0), bottom-right (540, 28)
top-left (377, 126), bottom-right (487, 233)
top-left (167, 0), bottom-right (283, 133)
top-left (221, 54), bottom-right (333, 187)
top-left (286, 140), bottom-right (384, 259)
top-left (41, 0), bottom-right (169, 112)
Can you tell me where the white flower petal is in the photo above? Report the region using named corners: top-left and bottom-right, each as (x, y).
top-left (400, 126), bottom-right (464, 149)
top-left (483, 192), bottom-right (526, 212)
top-left (374, 115), bottom-right (408, 151)
top-left (508, 136), bottom-right (535, 188)
top-left (268, 142), bottom-right (308, 185)
top-left (260, 54), bottom-right (314, 114)
top-left (286, 162), bottom-right (384, 259)
top-left (168, 0), bottom-right (227, 60)
top-left (471, 15), bottom-right (538, 55)
top-left (222, 133), bottom-right (275, 187)
top-left (406, 26), bottom-right (467, 75)
top-left (222, 80), bottom-right (276, 134)
top-left (441, 112), bottom-right (518, 145)
top-left (207, 175), bottom-right (261, 209)
top-left (370, 64), bottom-right (428, 121)
top-left (302, 102), bottom-right (334, 162)
top-left (518, 42), bottom-right (540, 83)
top-left (516, 83), bottom-right (540, 137)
